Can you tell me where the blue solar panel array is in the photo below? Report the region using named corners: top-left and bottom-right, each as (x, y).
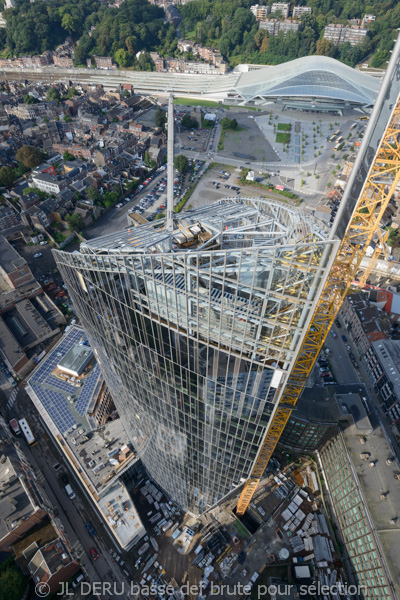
top-left (31, 383), bottom-right (77, 433)
top-left (29, 328), bottom-right (102, 434)
top-left (76, 368), bottom-right (100, 416)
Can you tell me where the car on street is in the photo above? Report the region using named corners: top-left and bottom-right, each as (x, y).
top-left (335, 319), bottom-right (341, 328)
top-left (341, 335), bottom-right (347, 342)
top-left (331, 330), bottom-right (337, 338)
top-left (90, 547), bottom-right (99, 560)
top-left (34, 253), bottom-right (42, 258)
top-left (320, 371), bottom-right (330, 377)
top-left (86, 522), bottom-right (96, 536)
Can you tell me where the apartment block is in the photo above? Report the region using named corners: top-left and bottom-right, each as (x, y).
top-left (292, 6), bottom-right (312, 18)
top-left (323, 24), bottom-right (368, 46)
top-left (259, 18), bottom-right (301, 36)
top-left (271, 2), bottom-right (290, 18)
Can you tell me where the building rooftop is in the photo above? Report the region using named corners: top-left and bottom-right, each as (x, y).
top-left (334, 392), bottom-right (372, 433)
top-left (98, 480), bottom-right (145, 550)
top-left (80, 198), bottom-right (331, 255)
top-left (57, 343), bottom-right (93, 377)
top-left (28, 538), bottom-right (73, 585)
top-left (0, 235), bottom-right (26, 274)
top-left (0, 317), bottom-right (26, 369)
top-left (372, 339), bottom-right (400, 399)
top-left (340, 420), bottom-right (400, 599)
top-left (27, 327), bottom-right (136, 495)
top-left (0, 454), bottom-right (38, 542)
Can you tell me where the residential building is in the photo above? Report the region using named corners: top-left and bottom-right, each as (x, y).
top-left (292, 6), bottom-right (312, 18)
top-left (93, 56), bottom-right (113, 69)
top-left (340, 292), bottom-right (392, 358)
top-left (30, 172), bottom-right (68, 195)
top-left (250, 4), bottom-right (271, 21)
top-left (0, 235), bottom-right (34, 290)
top-left (54, 199), bottom-right (336, 516)
top-left (364, 339), bottom-right (400, 425)
top-left (52, 144), bottom-right (93, 160)
top-left (362, 14), bottom-right (376, 28)
top-left (26, 538), bottom-right (79, 595)
top-left (259, 18), bottom-right (301, 36)
top-left (0, 433), bottom-right (50, 552)
top-left (271, 2), bottom-right (290, 18)
top-left (53, 56), bottom-right (73, 68)
top-left (323, 24), bottom-right (368, 46)
top-left (0, 205), bottom-right (21, 230)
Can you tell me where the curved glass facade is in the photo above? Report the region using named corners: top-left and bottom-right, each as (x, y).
top-left (234, 56), bottom-right (379, 109)
top-left (54, 199), bottom-right (337, 515)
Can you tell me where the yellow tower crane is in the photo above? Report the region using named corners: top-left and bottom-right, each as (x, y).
top-left (236, 37), bottom-right (400, 516)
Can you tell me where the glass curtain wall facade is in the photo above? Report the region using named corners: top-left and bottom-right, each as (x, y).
top-left (54, 199), bottom-right (336, 516)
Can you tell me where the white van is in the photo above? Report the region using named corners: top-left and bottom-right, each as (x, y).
top-left (65, 484), bottom-right (76, 499)
top-left (72, 574), bottom-right (84, 588)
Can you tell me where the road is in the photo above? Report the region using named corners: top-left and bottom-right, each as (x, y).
top-left (320, 317), bottom-right (400, 461)
top-left (1, 384), bottom-right (133, 599)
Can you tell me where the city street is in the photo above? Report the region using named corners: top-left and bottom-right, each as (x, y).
top-left (1, 384), bottom-right (133, 599)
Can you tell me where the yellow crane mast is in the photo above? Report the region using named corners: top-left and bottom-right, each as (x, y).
top-left (236, 41), bottom-right (400, 516)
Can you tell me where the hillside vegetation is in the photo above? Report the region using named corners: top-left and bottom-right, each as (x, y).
top-left (0, 0), bottom-right (397, 69)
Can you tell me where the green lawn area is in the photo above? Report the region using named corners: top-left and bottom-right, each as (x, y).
top-left (276, 132), bottom-right (290, 144)
top-left (277, 123), bottom-right (291, 131)
top-left (174, 98), bottom-right (219, 108)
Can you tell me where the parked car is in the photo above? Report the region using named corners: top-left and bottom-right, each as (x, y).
top-left (90, 547), bottom-right (99, 560)
top-left (335, 319), bottom-right (341, 328)
top-left (331, 331), bottom-right (337, 338)
top-left (86, 522), bottom-right (96, 536)
top-left (34, 252), bottom-right (42, 258)
top-left (341, 335), bottom-right (347, 342)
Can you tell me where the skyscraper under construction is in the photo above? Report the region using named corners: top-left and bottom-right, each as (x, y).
top-left (54, 199), bottom-right (337, 515)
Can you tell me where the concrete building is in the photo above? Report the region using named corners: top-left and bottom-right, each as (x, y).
top-left (26, 327), bottom-right (146, 550)
top-left (0, 438), bottom-right (49, 552)
top-left (0, 235), bottom-right (34, 290)
top-left (323, 24), bottom-right (368, 46)
top-left (319, 415), bottom-right (399, 600)
top-left (30, 172), bottom-right (67, 195)
top-left (54, 199), bottom-right (336, 516)
top-left (364, 339), bottom-right (400, 426)
top-left (271, 2), bottom-right (290, 18)
top-left (292, 6), bottom-right (312, 18)
top-left (27, 538), bottom-right (79, 595)
top-left (341, 292), bottom-right (392, 359)
top-left (250, 4), bottom-right (271, 21)
top-left (0, 206), bottom-right (21, 230)
top-left (259, 18), bottom-right (301, 36)
top-left (93, 56), bottom-right (113, 70)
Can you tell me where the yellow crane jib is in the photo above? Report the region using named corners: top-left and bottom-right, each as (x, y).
top-left (236, 36), bottom-right (400, 517)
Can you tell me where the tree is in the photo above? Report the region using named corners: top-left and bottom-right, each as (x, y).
top-left (23, 94), bottom-right (38, 105)
top-left (174, 155), bottom-right (189, 174)
top-left (181, 113), bottom-right (198, 129)
top-left (145, 151), bottom-right (150, 166)
top-left (63, 151), bottom-right (75, 162)
top-left (0, 563), bottom-right (27, 600)
top-left (66, 87), bottom-right (79, 99)
top-left (66, 213), bottom-right (83, 231)
top-left (15, 145), bottom-right (42, 169)
top-left (63, 114), bottom-right (72, 123)
top-left (155, 108), bottom-right (167, 130)
top-left (46, 87), bottom-right (61, 102)
top-left (0, 166), bottom-right (15, 187)
top-left (115, 48), bottom-right (129, 68)
top-left (86, 186), bottom-right (101, 204)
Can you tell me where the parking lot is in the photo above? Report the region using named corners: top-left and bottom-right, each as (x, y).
top-left (132, 160), bottom-right (206, 220)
